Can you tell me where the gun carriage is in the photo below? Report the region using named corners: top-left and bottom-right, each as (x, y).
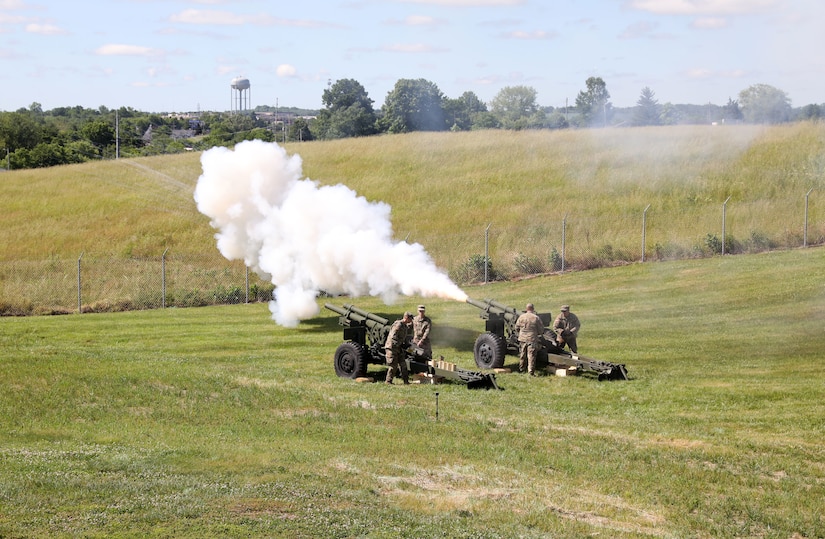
top-left (466, 298), bottom-right (629, 380)
top-left (325, 303), bottom-right (501, 390)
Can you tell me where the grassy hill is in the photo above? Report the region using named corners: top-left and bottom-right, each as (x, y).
top-left (1, 247), bottom-right (823, 537)
top-left (2, 123), bottom-right (823, 274)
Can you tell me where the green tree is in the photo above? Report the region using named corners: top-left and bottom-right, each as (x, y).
top-left (288, 117), bottom-right (314, 141)
top-left (738, 84), bottom-right (791, 124)
top-left (0, 111), bottom-right (44, 151)
top-left (315, 79), bottom-right (377, 139)
top-left (575, 76), bottom-right (611, 127)
top-left (544, 110), bottom-right (569, 129)
top-left (659, 103), bottom-right (681, 125)
top-left (721, 97), bottom-right (744, 122)
top-left (490, 86), bottom-right (540, 130)
top-left (28, 142), bottom-right (68, 168)
top-left (66, 140), bottom-right (101, 163)
top-left (380, 78), bottom-right (445, 133)
top-left (233, 127), bottom-right (274, 144)
top-left (81, 120), bottom-right (115, 153)
top-left (471, 111), bottom-right (501, 130)
top-left (443, 91), bottom-right (488, 131)
top-left (633, 87), bottom-right (661, 126)
top-left (798, 103), bottom-right (821, 121)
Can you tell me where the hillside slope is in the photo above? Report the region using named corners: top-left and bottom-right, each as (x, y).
top-left (1, 124), bottom-right (822, 275)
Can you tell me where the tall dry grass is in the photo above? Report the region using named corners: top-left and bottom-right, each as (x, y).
top-left (1, 122), bottom-right (822, 273)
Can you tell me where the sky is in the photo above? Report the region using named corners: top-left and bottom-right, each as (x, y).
top-left (1, 0), bottom-right (823, 113)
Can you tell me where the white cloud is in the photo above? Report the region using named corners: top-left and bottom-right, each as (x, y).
top-left (0, 13), bottom-right (26, 24)
top-left (398, 0), bottom-right (525, 6)
top-left (626, 0), bottom-right (777, 16)
top-left (25, 23), bottom-right (67, 35)
top-left (500, 29), bottom-right (556, 40)
top-left (383, 43), bottom-right (448, 53)
top-left (0, 0), bottom-right (28, 9)
top-left (686, 67), bottom-right (713, 79)
top-left (276, 64), bottom-right (297, 77)
top-left (170, 9), bottom-right (249, 25)
top-left (404, 15), bottom-right (442, 26)
top-left (691, 17), bottom-right (728, 28)
top-left (685, 67), bottom-right (752, 80)
top-left (94, 44), bottom-right (164, 57)
top-left (168, 9), bottom-right (336, 28)
top-left (216, 64), bottom-right (241, 75)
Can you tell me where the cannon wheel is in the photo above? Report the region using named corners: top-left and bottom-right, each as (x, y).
top-left (333, 341), bottom-right (368, 379)
top-left (473, 332), bottom-right (507, 369)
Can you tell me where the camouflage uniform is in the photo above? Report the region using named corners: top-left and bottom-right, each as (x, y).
top-left (384, 314), bottom-right (411, 384)
top-left (412, 305), bottom-right (433, 360)
top-left (553, 306), bottom-right (580, 353)
top-left (514, 305), bottom-right (544, 375)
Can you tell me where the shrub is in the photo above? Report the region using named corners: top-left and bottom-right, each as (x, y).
top-left (212, 285), bottom-right (244, 304)
top-left (744, 230), bottom-right (776, 253)
top-left (514, 252), bottom-right (547, 275)
top-left (451, 254), bottom-right (501, 284)
top-left (704, 233), bottom-right (740, 255)
top-left (549, 247), bottom-right (563, 271)
top-left (250, 283), bottom-right (274, 302)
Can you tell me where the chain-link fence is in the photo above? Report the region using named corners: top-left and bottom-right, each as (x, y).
top-left (442, 195), bottom-right (823, 283)
top-left (0, 252), bottom-right (273, 316)
top-left (1, 194), bottom-right (822, 316)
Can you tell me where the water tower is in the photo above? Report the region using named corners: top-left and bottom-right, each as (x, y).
top-left (230, 76), bottom-right (251, 112)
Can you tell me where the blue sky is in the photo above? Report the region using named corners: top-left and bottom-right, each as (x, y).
top-left (1, 0), bottom-right (822, 113)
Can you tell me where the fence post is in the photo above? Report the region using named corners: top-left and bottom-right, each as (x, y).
top-left (722, 196), bottom-right (731, 255)
top-left (804, 187), bottom-right (814, 247)
top-left (162, 248), bottom-right (168, 308)
top-left (484, 223), bottom-right (491, 284)
top-left (561, 214), bottom-right (567, 272)
top-left (77, 252), bottom-right (83, 314)
top-left (642, 204), bottom-right (651, 262)
top-left (245, 265), bottom-right (250, 303)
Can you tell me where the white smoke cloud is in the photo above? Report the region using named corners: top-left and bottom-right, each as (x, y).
top-left (194, 140), bottom-right (468, 327)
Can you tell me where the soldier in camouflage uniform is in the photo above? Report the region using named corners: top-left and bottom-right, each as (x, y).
top-left (412, 305), bottom-right (432, 360)
top-left (514, 303), bottom-right (544, 376)
top-left (384, 311), bottom-right (412, 384)
top-left (553, 305), bottom-right (580, 353)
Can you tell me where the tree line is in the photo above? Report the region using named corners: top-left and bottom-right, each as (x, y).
top-left (1, 77), bottom-right (821, 170)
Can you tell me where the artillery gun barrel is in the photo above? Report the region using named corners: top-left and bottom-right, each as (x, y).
top-left (324, 303), bottom-right (387, 329)
top-left (324, 303), bottom-right (348, 316)
top-left (465, 297), bottom-right (493, 312)
top-left (487, 299), bottom-right (520, 316)
top-left (465, 297), bottom-right (519, 320)
top-left (342, 304), bottom-right (389, 326)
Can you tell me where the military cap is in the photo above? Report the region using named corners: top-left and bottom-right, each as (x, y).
top-left (560, 305), bottom-right (570, 312)
top-left (417, 305), bottom-right (426, 311)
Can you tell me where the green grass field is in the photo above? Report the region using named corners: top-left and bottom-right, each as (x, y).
top-left (2, 246), bottom-right (824, 537)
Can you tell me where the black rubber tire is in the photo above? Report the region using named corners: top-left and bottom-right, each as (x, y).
top-left (333, 341), bottom-right (368, 379)
top-left (473, 332), bottom-right (507, 369)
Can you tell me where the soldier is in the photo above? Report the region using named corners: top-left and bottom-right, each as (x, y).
top-left (412, 304), bottom-right (432, 360)
top-left (384, 311), bottom-right (412, 385)
top-left (514, 303), bottom-right (544, 376)
top-left (553, 305), bottom-right (581, 353)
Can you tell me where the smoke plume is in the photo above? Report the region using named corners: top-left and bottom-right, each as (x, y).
top-left (194, 140), bottom-right (467, 327)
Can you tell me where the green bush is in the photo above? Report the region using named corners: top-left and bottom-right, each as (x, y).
top-left (514, 252), bottom-right (547, 275)
top-left (451, 254), bottom-right (501, 284)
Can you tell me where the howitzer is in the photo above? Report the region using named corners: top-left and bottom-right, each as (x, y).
top-left (325, 303), bottom-right (501, 390)
top-left (466, 298), bottom-right (629, 380)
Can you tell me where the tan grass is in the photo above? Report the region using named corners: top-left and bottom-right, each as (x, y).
top-left (2, 123), bottom-right (822, 275)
